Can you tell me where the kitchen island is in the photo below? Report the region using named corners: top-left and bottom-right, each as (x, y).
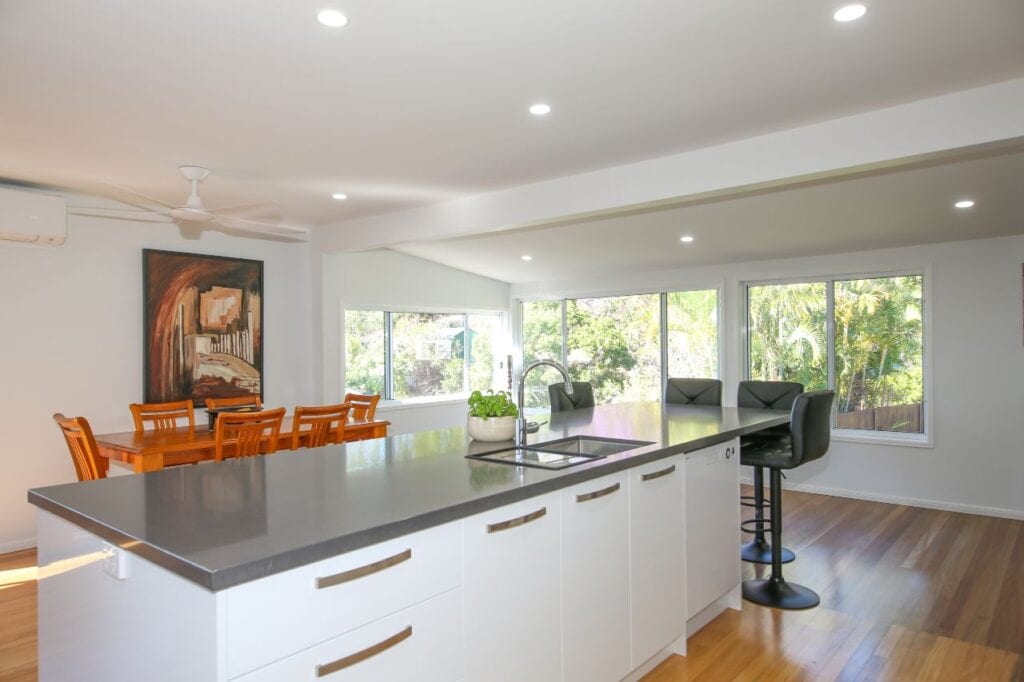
top-left (29, 402), bottom-right (788, 681)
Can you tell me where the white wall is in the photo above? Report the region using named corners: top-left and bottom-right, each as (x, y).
top-left (319, 249), bottom-right (510, 434)
top-left (512, 235), bottom-right (1024, 518)
top-left (0, 211), bottom-right (314, 551)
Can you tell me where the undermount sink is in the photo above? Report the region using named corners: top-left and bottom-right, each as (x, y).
top-left (466, 436), bottom-right (653, 470)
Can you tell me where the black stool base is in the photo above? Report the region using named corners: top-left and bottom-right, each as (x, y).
top-left (742, 578), bottom-right (820, 610)
top-left (741, 539), bottom-right (795, 565)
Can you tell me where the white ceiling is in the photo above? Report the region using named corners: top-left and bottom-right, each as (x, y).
top-left (2, 0), bottom-right (1023, 228)
top-left (393, 149), bottom-right (1024, 283)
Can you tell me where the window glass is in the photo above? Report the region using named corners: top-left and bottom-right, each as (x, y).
top-left (467, 314), bottom-right (503, 393)
top-left (344, 310), bottom-right (385, 395)
top-left (567, 294), bottom-right (661, 404)
top-left (521, 301), bottom-right (563, 408)
top-left (834, 276), bottom-right (924, 433)
top-left (390, 313), bottom-right (466, 399)
top-left (747, 282), bottom-right (828, 391)
top-left (667, 289), bottom-right (719, 379)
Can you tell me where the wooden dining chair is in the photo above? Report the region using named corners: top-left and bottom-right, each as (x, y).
top-left (213, 407), bottom-right (285, 462)
top-left (344, 393), bottom-right (381, 421)
top-left (291, 403), bottom-right (352, 450)
top-left (129, 400), bottom-right (195, 432)
top-left (53, 413), bottom-right (106, 481)
top-left (205, 394), bottom-right (263, 410)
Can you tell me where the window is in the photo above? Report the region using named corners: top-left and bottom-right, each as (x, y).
top-left (344, 310), bottom-right (386, 396)
top-left (747, 274), bottom-right (925, 437)
top-left (344, 309), bottom-right (505, 400)
top-left (667, 289), bottom-right (720, 379)
top-left (747, 282), bottom-right (828, 391)
top-left (567, 294), bottom-right (660, 403)
top-left (520, 289), bottom-right (719, 408)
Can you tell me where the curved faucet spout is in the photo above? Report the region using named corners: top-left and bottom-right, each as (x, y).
top-left (516, 359), bottom-right (573, 447)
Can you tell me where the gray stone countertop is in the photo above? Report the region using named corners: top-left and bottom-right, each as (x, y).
top-left (28, 402), bottom-right (788, 591)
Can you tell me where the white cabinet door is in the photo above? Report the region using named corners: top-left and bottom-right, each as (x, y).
top-left (628, 454), bottom-right (686, 669)
top-left (463, 492), bottom-right (561, 682)
top-left (560, 472), bottom-right (630, 682)
top-left (685, 439), bottom-right (740, 619)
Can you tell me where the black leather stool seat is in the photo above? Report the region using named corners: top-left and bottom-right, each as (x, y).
top-left (740, 436), bottom-right (795, 470)
top-left (665, 378), bottom-right (722, 406)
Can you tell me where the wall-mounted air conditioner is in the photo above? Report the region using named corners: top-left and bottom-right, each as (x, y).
top-left (0, 185), bottom-right (67, 246)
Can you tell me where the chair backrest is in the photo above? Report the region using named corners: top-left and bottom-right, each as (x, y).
top-left (214, 407), bottom-right (285, 461)
top-left (291, 403), bottom-right (352, 450)
top-left (205, 395), bottom-right (263, 411)
top-left (53, 413), bottom-right (105, 481)
top-left (789, 390), bottom-right (835, 467)
top-left (129, 400), bottom-right (195, 432)
top-left (665, 378), bottom-right (722, 406)
top-left (548, 382), bottom-right (595, 413)
top-left (344, 393), bottom-right (381, 421)
top-left (737, 380), bottom-right (804, 410)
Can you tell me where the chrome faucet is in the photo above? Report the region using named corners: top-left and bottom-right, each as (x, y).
top-left (516, 359), bottom-right (573, 447)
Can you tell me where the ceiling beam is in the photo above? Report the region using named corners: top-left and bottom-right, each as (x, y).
top-left (313, 77), bottom-right (1024, 254)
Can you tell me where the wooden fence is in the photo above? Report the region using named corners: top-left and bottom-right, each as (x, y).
top-left (835, 403), bottom-right (922, 433)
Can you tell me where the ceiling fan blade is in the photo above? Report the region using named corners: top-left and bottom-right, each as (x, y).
top-left (207, 201), bottom-right (281, 217)
top-left (214, 215), bottom-right (310, 242)
top-left (103, 183), bottom-right (177, 212)
top-left (69, 207), bottom-right (173, 223)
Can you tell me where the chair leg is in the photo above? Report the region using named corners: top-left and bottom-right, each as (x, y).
top-left (741, 465), bottom-right (795, 564)
top-left (742, 467), bottom-right (819, 610)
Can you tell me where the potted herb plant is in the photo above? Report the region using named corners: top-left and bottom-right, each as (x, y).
top-left (466, 390), bottom-right (518, 441)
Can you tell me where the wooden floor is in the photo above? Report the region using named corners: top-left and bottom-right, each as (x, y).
top-left (645, 488), bottom-right (1024, 681)
top-left (1, 489), bottom-right (1020, 681)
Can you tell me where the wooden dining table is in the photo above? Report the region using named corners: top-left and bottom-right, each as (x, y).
top-left (93, 416), bottom-right (391, 474)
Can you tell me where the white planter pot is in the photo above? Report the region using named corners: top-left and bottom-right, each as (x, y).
top-left (467, 415), bottom-right (516, 442)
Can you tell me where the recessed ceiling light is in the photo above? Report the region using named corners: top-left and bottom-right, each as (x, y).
top-left (521, 255), bottom-right (533, 261)
top-left (332, 192), bottom-right (348, 200)
top-left (833, 4), bottom-right (867, 22)
top-left (529, 103), bottom-right (551, 116)
top-left (954, 199), bottom-right (975, 209)
top-left (680, 235), bottom-right (695, 243)
top-left (317, 9), bottom-right (348, 27)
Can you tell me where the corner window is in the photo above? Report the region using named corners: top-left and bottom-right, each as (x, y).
top-left (520, 289), bottom-right (720, 408)
top-left (344, 309), bottom-right (505, 401)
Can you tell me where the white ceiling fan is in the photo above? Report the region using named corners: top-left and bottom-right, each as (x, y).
top-left (69, 166), bottom-right (310, 242)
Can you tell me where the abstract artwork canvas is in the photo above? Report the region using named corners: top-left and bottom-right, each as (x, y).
top-left (143, 249), bottom-right (263, 406)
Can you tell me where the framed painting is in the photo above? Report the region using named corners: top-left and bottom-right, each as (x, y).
top-left (143, 249), bottom-right (263, 406)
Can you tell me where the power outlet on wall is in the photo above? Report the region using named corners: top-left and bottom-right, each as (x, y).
top-left (100, 543), bottom-right (130, 580)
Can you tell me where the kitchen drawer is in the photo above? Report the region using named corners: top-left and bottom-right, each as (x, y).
top-left (233, 587), bottom-right (463, 682)
top-left (226, 521), bottom-right (462, 678)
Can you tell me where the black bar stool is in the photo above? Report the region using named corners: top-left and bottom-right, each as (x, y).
top-left (742, 390), bottom-right (834, 610)
top-left (665, 378), bottom-right (722, 406)
top-left (737, 380), bottom-right (804, 565)
top-left (548, 381), bottom-right (595, 412)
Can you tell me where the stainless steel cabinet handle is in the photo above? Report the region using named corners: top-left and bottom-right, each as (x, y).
top-left (641, 464), bottom-right (676, 482)
top-left (486, 507), bottom-right (547, 533)
top-left (316, 548), bottom-right (412, 589)
top-left (576, 482), bottom-right (621, 503)
top-left (316, 625), bottom-right (412, 677)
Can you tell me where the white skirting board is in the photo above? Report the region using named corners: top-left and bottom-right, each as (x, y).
top-left (0, 537), bottom-right (35, 554)
top-left (739, 476), bottom-right (1024, 521)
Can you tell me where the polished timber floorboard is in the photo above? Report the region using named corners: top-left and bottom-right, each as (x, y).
top-left (644, 488), bottom-right (1023, 681)
top-left (1, 489), bottom-right (1021, 681)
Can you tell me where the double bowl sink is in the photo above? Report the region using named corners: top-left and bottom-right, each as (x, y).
top-left (466, 435), bottom-right (653, 470)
